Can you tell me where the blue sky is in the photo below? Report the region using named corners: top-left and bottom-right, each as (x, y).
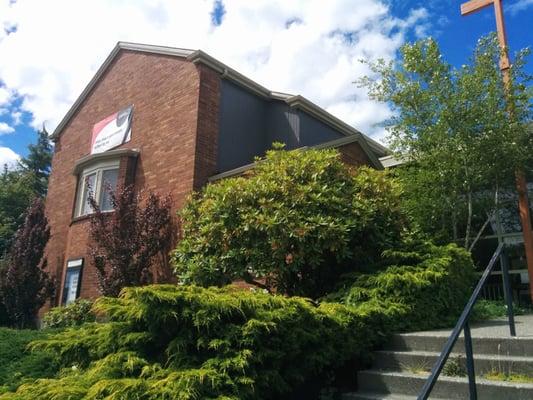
top-left (0, 0), bottom-right (531, 166)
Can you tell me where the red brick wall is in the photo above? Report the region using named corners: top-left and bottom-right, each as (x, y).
top-left (193, 64), bottom-right (220, 190)
top-left (45, 50), bottom-right (220, 305)
top-left (338, 142), bottom-right (373, 167)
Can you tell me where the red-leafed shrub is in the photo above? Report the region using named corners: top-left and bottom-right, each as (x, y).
top-left (89, 185), bottom-right (174, 297)
top-left (0, 198), bottom-right (54, 328)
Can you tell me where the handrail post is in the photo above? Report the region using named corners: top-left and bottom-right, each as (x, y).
top-left (500, 250), bottom-right (517, 336)
top-left (464, 322), bottom-right (477, 400)
top-left (417, 243), bottom-right (504, 400)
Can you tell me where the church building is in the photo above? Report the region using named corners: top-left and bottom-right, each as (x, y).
top-left (45, 42), bottom-right (389, 306)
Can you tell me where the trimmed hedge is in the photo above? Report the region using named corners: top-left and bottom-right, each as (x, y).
top-left (0, 285), bottom-right (386, 400)
top-left (328, 241), bottom-right (476, 332)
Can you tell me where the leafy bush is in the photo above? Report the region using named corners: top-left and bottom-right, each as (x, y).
top-left (0, 198), bottom-right (54, 328)
top-left (173, 146), bottom-right (408, 298)
top-left (471, 299), bottom-right (531, 322)
top-left (0, 285), bottom-right (386, 400)
top-left (0, 328), bottom-right (59, 394)
top-left (42, 300), bottom-right (95, 329)
top-left (89, 185), bottom-right (174, 297)
top-left (328, 241), bottom-right (476, 332)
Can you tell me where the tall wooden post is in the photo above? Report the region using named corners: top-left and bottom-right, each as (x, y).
top-left (461, 0), bottom-right (533, 301)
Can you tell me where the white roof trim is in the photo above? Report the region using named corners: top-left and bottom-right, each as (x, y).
top-left (50, 41), bottom-right (390, 158)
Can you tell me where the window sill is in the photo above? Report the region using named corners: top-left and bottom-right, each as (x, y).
top-left (70, 210), bottom-right (114, 226)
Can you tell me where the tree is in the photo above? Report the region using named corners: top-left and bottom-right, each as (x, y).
top-left (0, 198), bottom-right (54, 328)
top-left (0, 167), bottom-right (34, 257)
top-left (89, 185), bottom-right (174, 297)
top-left (173, 145), bottom-right (409, 298)
top-left (359, 34), bottom-right (532, 250)
top-left (18, 127), bottom-right (53, 197)
top-left (0, 129), bottom-right (53, 257)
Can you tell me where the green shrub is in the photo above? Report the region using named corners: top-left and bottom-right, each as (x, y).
top-left (42, 299), bottom-right (95, 329)
top-left (173, 146), bottom-right (409, 298)
top-left (0, 285), bottom-right (386, 400)
top-left (0, 328), bottom-right (60, 394)
top-left (328, 241), bottom-right (476, 332)
top-left (471, 299), bottom-right (531, 322)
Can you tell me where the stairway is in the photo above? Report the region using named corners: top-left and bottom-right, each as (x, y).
top-left (343, 329), bottom-right (533, 399)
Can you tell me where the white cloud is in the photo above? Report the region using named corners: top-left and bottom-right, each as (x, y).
top-left (0, 146), bottom-right (19, 169)
top-left (507, 0), bottom-right (533, 15)
top-left (0, 121), bottom-right (14, 134)
top-left (0, 86), bottom-right (11, 106)
top-left (11, 110), bottom-right (22, 125)
top-left (0, 0), bottom-right (429, 143)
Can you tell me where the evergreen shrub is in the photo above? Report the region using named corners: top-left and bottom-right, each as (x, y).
top-left (0, 328), bottom-right (59, 394)
top-left (173, 146), bottom-right (408, 298)
top-left (328, 241), bottom-right (476, 332)
top-left (42, 299), bottom-right (95, 329)
top-left (0, 285), bottom-right (385, 400)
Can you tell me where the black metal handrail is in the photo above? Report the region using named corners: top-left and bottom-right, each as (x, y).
top-left (418, 242), bottom-right (516, 400)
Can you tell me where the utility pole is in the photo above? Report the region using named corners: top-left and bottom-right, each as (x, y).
top-left (461, 0), bottom-right (533, 301)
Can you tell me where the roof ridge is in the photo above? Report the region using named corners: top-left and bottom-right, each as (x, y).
top-left (50, 41), bottom-right (389, 157)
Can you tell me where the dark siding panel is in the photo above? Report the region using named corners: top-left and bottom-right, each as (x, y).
top-left (218, 80), bottom-right (346, 173)
top-left (298, 110), bottom-right (344, 146)
top-left (218, 80), bottom-right (267, 172)
top-left (265, 103), bottom-right (299, 149)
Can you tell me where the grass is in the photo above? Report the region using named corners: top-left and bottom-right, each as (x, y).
top-left (0, 327), bottom-right (60, 394)
top-left (484, 371), bottom-right (533, 384)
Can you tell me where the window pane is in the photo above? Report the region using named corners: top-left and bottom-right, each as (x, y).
top-left (81, 173), bottom-right (97, 215)
top-left (63, 268), bottom-right (81, 305)
top-left (100, 168), bottom-right (119, 211)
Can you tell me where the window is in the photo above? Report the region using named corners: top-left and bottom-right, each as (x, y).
top-left (62, 259), bottom-right (83, 305)
top-left (76, 160), bottom-right (119, 217)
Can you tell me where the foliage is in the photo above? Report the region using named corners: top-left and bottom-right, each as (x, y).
top-left (0, 328), bottom-right (60, 394)
top-left (18, 128), bottom-right (53, 198)
top-left (0, 285), bottom-right (386, 400)
top-left (89, 185), bottom-right (174, 297)
top-left (471, 299), bottom-right (531, 322)
top-left (0, 198), bottom-right (54, 329)
top-left (173, 146), bottom-right (409, 298)
top-left (0, 169), bottom-right (34, 259)
top-left (328, 241), bottom-right (476, 332)
top-left (442, 356), bottom-right (466, 377)
top-left (359, 34), bottom-right (532, 249)
top-left (42, 300), bottom-right (95, 329)
top-left (0, 129), bottom-right (53, 258)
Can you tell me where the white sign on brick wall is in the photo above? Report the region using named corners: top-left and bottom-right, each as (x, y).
top-left (91, 105), bottom-right (133, 154)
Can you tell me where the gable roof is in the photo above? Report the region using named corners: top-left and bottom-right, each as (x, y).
top-left (50, 41), bottom-right (389, 159)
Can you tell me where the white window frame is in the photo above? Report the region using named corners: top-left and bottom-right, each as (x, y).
top-left (75, 160), bottom-right (120, 217)
top-left (63, 258), bottom-right (83, 305)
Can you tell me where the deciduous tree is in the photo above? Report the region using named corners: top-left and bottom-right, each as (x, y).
top-left (359, 34), bottom-right (532, 249)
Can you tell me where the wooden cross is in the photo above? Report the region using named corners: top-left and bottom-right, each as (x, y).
top-left (461, 0), bottom-right (533, 301)
top-left (461, 0), bottom-right (510, 71)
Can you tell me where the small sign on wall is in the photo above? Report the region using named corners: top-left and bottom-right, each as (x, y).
top-left (91, 105), bottom-right (133, 154)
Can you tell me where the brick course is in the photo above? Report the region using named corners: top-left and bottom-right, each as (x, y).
top-left (45, 50), bottom-right (219, 305)
top-left (44, 48), bottom-right (374, 310)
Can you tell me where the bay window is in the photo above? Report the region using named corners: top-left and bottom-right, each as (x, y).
top-left (75, 160), bottom-right (120, 217)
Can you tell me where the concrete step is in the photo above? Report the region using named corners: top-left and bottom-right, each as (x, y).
top-left (387, 333), bottom-right (533, 357)
top-left (342, 392), bottom-right (422, 399)
top-left (373, 349), bottom-right (533, 376)
top-left (343, 393), bottom-right (450, 400)
top-left (355, 369), bottom-right (533, 400)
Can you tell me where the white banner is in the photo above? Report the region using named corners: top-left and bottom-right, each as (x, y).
top-left (91, 105), bottom-right (133, 154)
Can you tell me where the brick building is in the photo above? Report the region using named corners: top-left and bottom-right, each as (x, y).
top-left (45, 42), bottom-right (389, 306)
